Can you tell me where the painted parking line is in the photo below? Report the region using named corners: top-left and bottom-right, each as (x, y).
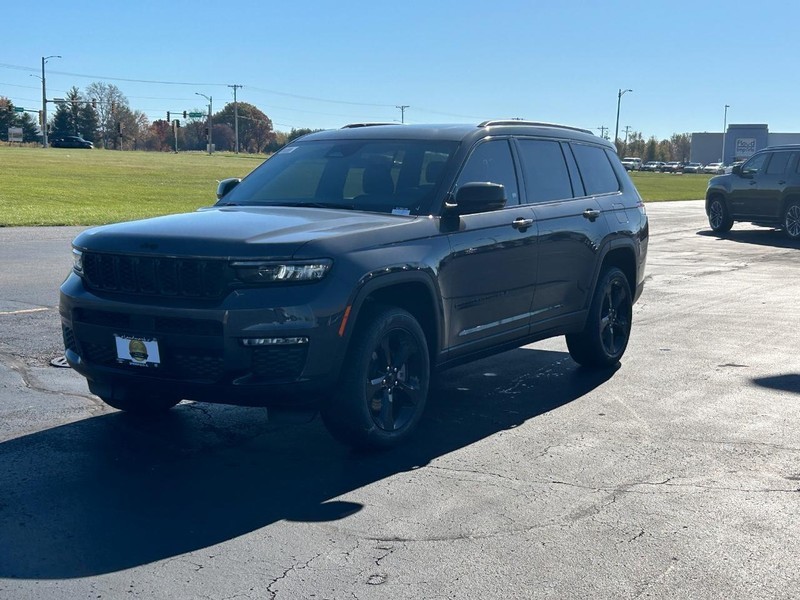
top-left (0, 307), bottom-right (51, 315)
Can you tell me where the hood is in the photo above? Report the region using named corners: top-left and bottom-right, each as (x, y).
top-left (73, 206), bottom-right (421, 259)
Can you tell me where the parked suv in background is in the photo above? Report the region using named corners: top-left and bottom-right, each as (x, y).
top-left (60, 120), bottom-right (649, 449)
top-left (706, 144), bottom-right (800, 239)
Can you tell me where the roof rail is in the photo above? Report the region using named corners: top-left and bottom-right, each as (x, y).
top-left (341, 122), bottom-right (401, 129)
top-left (478, 120), bottom-right (594, 135)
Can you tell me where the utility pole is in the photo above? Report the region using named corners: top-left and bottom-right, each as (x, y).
top-left (41, 55), bottom-right (61, 148)
top-left (228, 84), bottom-right (242, 154)
top-left (622, 125), bottom-right (632, 155)
top-left (597, 126), bottom-right (608, 140)
top-left (396, 105), bottom-right (409, 124)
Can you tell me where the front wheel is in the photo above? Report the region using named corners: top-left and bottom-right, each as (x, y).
top-left (566, 267), bottom-right (633, 368)
top-left (708, 197), bottom-right (733, 233)
top-left (321, 306), bottom-right (430, 450)
top-left (783, 200), bottom-right (800, 240)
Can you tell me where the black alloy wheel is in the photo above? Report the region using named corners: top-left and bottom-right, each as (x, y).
top-left (566, 267), bottom-right (633, 368)
top-left (708, 197), bottom-right (733, 233)
top-left (783, 201), bottom-right (800, 240)
top-left (321, 306), bottom-right (430, 450)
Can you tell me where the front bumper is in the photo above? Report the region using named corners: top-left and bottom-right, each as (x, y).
top-left (59, 273), bottom-right (349, 407)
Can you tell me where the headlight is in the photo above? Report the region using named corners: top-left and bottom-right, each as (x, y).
top-left (231, 259), bottom-right (332, 283)
top-left (72, 248), bottom-right (83, 274)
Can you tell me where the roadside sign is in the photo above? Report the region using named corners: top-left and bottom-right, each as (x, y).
top-left (8, 127), bottom-right (23, 142)
top-left (14, 107), bottom-right (24, 112)
top-left (188, 112), bottom-right (204, 118)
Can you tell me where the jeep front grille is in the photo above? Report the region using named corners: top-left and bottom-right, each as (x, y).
top-left (82, 253), bottom-right (229, 298)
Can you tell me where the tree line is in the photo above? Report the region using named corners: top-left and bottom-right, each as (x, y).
top-left (615, 132), bottom-right (692, 162)
top-left (3, 83), bottom-right (692, 160)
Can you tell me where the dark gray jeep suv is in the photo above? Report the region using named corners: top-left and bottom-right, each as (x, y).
top-left (706, 144), bottom-right (800, 239)
top-left (60, 120), bottom-right (649, 449)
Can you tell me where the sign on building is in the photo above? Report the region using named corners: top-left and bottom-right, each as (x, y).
top-left (735, 138), bottom-right (757, 159)
top-left (8, 127), bottom-right (23, 143)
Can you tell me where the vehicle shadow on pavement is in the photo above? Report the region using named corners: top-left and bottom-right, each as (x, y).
top-left (696, 228), bottom-right (800, 249)
top-left (0, 347), bottom-right (617, 579)
top-left (752, 373), bottom-right (800, 394)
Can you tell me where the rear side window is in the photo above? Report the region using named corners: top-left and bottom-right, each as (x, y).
top-left (570, 144), bottom-right (620, 195)
top-left (516, 139), bottom-right (574, 203)
top-left (766, 152), bottom-right (791, 175)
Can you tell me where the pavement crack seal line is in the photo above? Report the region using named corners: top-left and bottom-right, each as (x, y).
top-left (265, 554), bottom-right (321, 599)
top-left (0, 351), bottom-right (100, 405)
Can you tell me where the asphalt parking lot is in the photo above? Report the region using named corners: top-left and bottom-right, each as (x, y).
top-left (0, 201), bottom-right (798, 599)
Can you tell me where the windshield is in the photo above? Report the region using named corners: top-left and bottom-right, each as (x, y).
top-left (220, 138), bottom-right (459, 215)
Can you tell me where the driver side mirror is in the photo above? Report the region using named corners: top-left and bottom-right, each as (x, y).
top-left (216, 177), bottom-right (241, 200)
top-left (732, 164), bottom-right (743, 176)
top-left (446, 182), bottom-right (507, 215)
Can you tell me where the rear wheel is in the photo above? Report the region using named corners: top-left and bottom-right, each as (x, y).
top-left (566, 267), bottom-right (632, 368)
top-left (321, 306), bottom-right (430, 450)
top-left (783, 200), bottom-right (800, 240)
top-left (708, 197), bottom-right (733, 233)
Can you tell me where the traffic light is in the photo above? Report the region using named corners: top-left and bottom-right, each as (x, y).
top-left (38, 110), bottom-right (42, 125)
top-left (205, 127), bottom-right (209, 136)
top-left (117, 123), bottom-right (123, 135)
top-left (167, 111), bottom-right (170, 121)
top-left (92, 99), bottom-right (97, 109)
top-left (174, 120), bottom-right (181, 128)
top-left (183, 111), bottom-right (187, 119)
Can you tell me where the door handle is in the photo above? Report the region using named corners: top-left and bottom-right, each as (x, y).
top-left (512, 217), bottom-right (534, 231)
top-left (778, 180), bottom-right (786, 185)
top-left (583, 209), bottom-right (601, 222)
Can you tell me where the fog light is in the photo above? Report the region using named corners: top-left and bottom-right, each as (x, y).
top-left (241, 337), bottom-right (309, 346)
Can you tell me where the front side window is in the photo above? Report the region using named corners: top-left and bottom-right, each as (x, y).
top-left (741, 152), bottom-right (768, 175)
top-left (455, 139), bottom-right (520, 205)
top-left (221, 139), bottom-right (459, 215)
top-left (570, 144), bottom-right (620, 196)
top-left (516, 139), bottom-right (574, 203)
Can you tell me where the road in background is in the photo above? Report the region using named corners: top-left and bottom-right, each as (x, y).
top-left (1, 203), bottom-right (798, 599)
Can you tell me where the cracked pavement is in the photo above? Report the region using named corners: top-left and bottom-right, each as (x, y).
top-left (1, 204), bottom-right (799, 599)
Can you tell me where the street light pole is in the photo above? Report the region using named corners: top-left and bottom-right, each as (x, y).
top-left (722, 104), bottom-right (730, 164)
top-left (196, 92), bottom-right (212, 155)
top-left (41, 55), bottom-right (61, 148)
top-left (614, 88), bottom-right (632, 151)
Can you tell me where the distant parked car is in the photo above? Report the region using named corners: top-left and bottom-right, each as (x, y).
top-left (663, 161), bottom-right (683, 173)
top-left (620, 157), bottom-right (643, 171)
top-left (703, 162), bottom-right (724, 174)
top-left (51, 135), bottom-right (93, 149)
top-left (641, 161), bottom-right (665, 172)
top-left (683, 162), bottom-right (704, 173)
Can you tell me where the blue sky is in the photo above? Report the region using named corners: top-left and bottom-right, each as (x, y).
top-left (2, 0), bottom-right (797, 140)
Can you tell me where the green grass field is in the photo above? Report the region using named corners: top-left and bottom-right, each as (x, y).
top-left (0, 146), bottom-right (265, 226)
top-left (0, 146), bottom-right (710, 226)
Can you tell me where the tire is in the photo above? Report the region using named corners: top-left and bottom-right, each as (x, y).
top-left (99, 388), bottom-right (180, 415)
top-left (566, 267), bottom-right (633, 368)
top-left (708, 197), bottom-right (733, 234)
top-left (783, 200), bottom-right (800, 240)
top-left (321, 306), bottom-right (430, 450)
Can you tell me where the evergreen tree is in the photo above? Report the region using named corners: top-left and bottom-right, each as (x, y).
top-left (19, 112), bottom-right (41, 143)
top-left (0, 97), bottom-right (14, 141)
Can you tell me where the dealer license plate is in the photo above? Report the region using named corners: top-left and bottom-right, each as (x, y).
top-left (114, 334), bottom-right (161, 367)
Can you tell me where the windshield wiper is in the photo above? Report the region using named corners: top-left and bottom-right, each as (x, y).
top-left (268, 201), bottom-right (356, 210)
